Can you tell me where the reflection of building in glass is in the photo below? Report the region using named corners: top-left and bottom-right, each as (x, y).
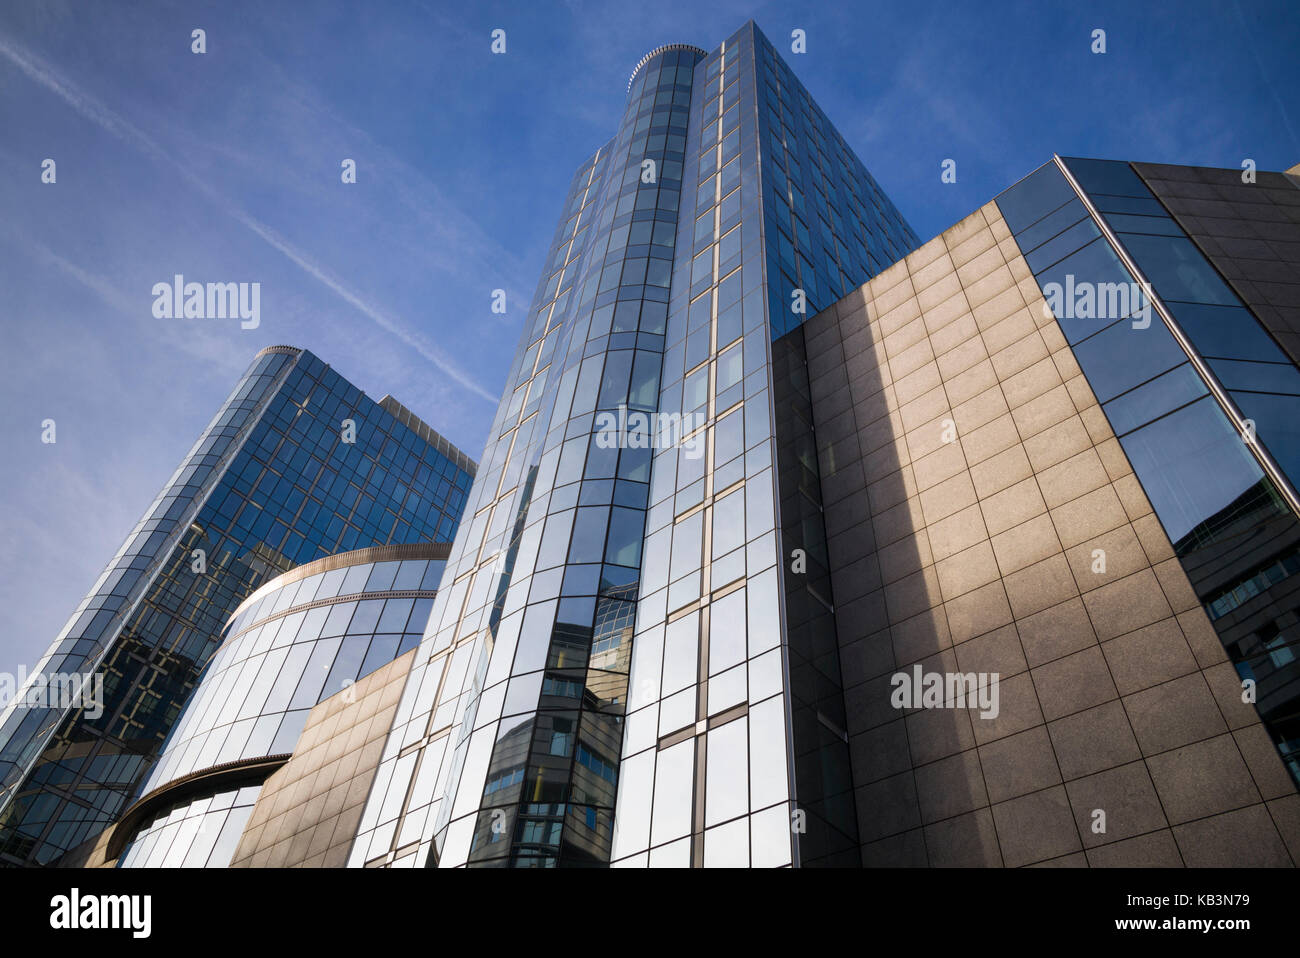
top-left (350, 20), bottom-right (923, 869)
top-left (347, 22), bottom-right (1299, 869)
top-left (0, 346), bottom-right (474, 866)
top-left (66, 543), bottom-right (451, 868)
top-left (13, 21), bottom-right (1300, 870)
top-left (373, 144), bottom-right (1300, 867)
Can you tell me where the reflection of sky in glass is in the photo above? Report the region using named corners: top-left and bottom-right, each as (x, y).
top-left (1119, 397), bottom-right (1263, 543)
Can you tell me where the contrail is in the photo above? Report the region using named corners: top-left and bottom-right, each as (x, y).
top-left (0, 32), bottom-right (498, 404)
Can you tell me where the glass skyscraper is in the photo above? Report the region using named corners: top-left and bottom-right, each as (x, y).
top-left (0, 346), bottom-right (474, 866)
top-left (349, 21), bottom-right (920, 868)
top-left (345, 24), bottom-right (1298, 868)
top-left (9, 19), bottom-right (1297, 872)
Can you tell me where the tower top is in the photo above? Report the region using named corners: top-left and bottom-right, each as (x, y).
top-left (626, 43), bottom-right (707, 94)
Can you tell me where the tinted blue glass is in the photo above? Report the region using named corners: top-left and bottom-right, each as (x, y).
top-left (1102, 212), bottom-right (1184, 236)
top-left (1091, 194), bottom-right (1168, 217)
top-left (359, 635), bottom-right (401, 678)
top-left (1103, 363), bottom-right (1207, 435)
top-left (997, 162), bottom-right (1075, 233)
top-left (1072, 317), bottom-right (1187, 402)
top-left (1035, 237), bottom-right (1138, 343)
top-left (346, 599), bottom-right (385, 635)
top-left (376, 597), bottom-right (415, 633)
top-left (1119, 397), bottom-right (1264, 543)
top-left (1120, 234), bottom-right (1238, 306)
top-left (1230, 391), bottom-right (1300, 484)
top-left (568, 507), bottom-right (610, 564)
top-left (321, 635), bottom-right (368, 700)
top-left (1165, 302), bottom-right (1285, 362)
top-left (604, 507), bottom-right (644, 567)
top-left (1016, 198), bottom-right (1088, 254)
top-left (1209, 359), bottom-right (1300, 395)
top-left (1025, 217), bottom-right (1102, 273)
top-left (1063, 157), bottom-right (1150, 198)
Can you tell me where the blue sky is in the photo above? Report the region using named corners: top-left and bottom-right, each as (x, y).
top-left (1, 0), bottom-right (1297, 681)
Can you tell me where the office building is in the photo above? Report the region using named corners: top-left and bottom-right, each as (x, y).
top-left (67, 543), bottom-right (450, 868)
top-left (0, 346), bottom-right (474, 865)
top-left (349, 24), bottom-right (1300, 868)
top-left (799, 156), bottom-right (1300, 865)
top-left (13, 18), bottom-right (1300, 869)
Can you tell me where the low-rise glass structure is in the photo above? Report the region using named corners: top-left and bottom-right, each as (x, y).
top-left (114, 542), bottom-right (451, 868)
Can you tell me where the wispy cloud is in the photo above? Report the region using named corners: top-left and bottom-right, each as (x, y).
top-left (0, 29), bottom-right (498, 403)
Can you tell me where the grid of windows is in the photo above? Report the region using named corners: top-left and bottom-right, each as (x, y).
top-left (350, 42), bottom-right (704, 869)
top-left (354, 22), bottom-right (920, 869)
top-left (756, 39), bottom-right (917, 337)
top-left (612, 26), bottom-right (789, 870)
top-left (0, 348), bottom-right (473, 865)
top-left (610, 23), bottom-right (919, 869)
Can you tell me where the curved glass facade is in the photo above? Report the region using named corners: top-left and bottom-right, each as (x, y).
top-left (117, 786), bottom-right (262, 869)
top-left (116, 543), bottom-right (449, 867)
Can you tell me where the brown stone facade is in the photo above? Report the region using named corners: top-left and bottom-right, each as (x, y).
top-left (804, 200), bottom-right (1300, 866)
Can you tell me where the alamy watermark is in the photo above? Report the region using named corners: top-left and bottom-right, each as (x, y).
top-left (50, 889), bottom-right (151, 938)
top-left (594, 404), bottom-right (708, 459)
top-left (1041, 274), bottom-right (1152, 328)
top-left (152, 274), bottom-right (260, 329)
top-left (0, 668), bottom-right (104, 720)
top-left (890, 664), bottom-right (1000, 719)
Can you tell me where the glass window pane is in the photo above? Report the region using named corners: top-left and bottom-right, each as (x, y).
top-left (1118, 397), bottom-right (1268, 546)
top-left (1121, 234), bottom-right (1238, 306)
top-left (662, 612), bottom-right (698, 697)
top-left (1024, 216), bottom-right (1101, 273)
top-left (1209, 359), bottom-right (1300, 396)
top-left (1035, 236), bottom-right (1137, 343)
top-left (391, 561), bottom-right (426, 591)
top-left (365, 561), bottom-right (401, 593)
top-left (605, 507), bottom-right (645, 567)
top-left (705, 718), bottom-right (747, 826)
top-left (996, 161), bottom-right (1075, 234)
top-left (709, 588), bottom-right (746, 675)
top-left (1016, 198), bottom-right (1087, 254)
top-left (346, 599), bottom-right (385, 635)
top-left (1230, 391), bottom-right (1300, 484)
top-left (321, 602), bottom-right (356, 637)
top-left (340, 563), bottom-right (372, 595)
top-left (1073, 317), bottom-right (1186, 402)
top-left (360, 635), bottom-right (401, 677)
top-left (568, 507), bottom-right (610, 564)
top-left (1102, 212), bottom-right (1184, 236)
top-left (598, 351), bottom-right (633, 409)
top-left (1103, 363), bottom-right (1207, 435)
top-left (1091, 194), bottom-right (1168, 217)
top-left (1166, 302), bottom-right (1285, 362)
top-left (712, 488), bottom-right (745, 559)
top-left (377, 597), bottom-right (415, 633)
top-left (1064, 157), bottom-right (1150, 198)
top-left (650, 739), bottom-right (694, 846)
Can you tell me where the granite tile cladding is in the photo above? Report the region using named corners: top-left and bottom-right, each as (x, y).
top-left (803, 199), bottom-right (1300, 867)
